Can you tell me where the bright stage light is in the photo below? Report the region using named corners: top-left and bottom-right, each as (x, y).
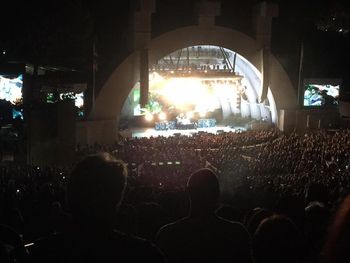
top-left (199, 111), bottom-right (206, 117)
top-left (186, 111), bottom-right (194, 119)
top-left (161, 78), bottom-right (205, 108)
top-left (150, 75), bottom-right (238, 115)
top-left (159, 111), bottom-right (166, 120)
top-left (145, 113), bottom-right (153, 121)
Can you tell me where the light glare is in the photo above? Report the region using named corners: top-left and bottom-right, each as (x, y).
top-left (186, 111), bottom-right (194, 119)
top-left (145, 113), bottom-right (153, 121)
top-left (159, 112), bottom-right (166, 120)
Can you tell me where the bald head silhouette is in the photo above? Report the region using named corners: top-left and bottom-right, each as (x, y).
top-left (187, 168), bottom-right (220, 216)
top-left (68, 153), bottom-right (127, 230)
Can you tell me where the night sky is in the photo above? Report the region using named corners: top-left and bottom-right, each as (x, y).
top-left (0, 0), bottom-right (349, 95)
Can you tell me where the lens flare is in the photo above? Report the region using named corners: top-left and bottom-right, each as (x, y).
top-left (145, 113), bottom-right (153, 121)
top-left (199, 111), bottom-right (206, 117)
top-left (159, 111), bottom-right (166, 120)
top-left (186, 111), bottom-right (194, 119)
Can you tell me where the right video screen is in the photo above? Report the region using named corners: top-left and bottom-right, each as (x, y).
top-left (303, 83), bottom-right (340, 107)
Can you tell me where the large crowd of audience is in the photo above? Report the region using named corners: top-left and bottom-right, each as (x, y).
top-left (1, 128), bottom-right (350, 262)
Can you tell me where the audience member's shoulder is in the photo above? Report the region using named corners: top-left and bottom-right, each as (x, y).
top-left (0, 224), bottom-right (24, 247)
top-left (217, 215), bottom-right (245, 227)
top-left (31, 231), bottom-right (166, 263)
top-left (216, 216), bottom-right (251, 237)
top-left (156, 217), bottom-right (190, 243)
top-left (29, 233), bottom-right (67, 262)
top-left (157, 217), bottom-right (189, 233)
top-left (32, 232), bottom-right (65, 251)
top-left (111, 230), bottom-right (166, 262)
top-left (111, 229), bottom-right (156, 247)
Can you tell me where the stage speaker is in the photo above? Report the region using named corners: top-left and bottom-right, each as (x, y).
top-left (217, 130), bottom-right (224, 134)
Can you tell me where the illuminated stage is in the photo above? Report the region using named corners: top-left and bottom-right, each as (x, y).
top-left (121, 45), bottom-right (276, 128)
top-left (130, 125), bottom-right (246, 138)
top-left (119, 45), bottom-right (275, 141)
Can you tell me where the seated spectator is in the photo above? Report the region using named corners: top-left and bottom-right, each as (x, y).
top-left (322, 194), bottom-right (350, 263)
top-left (49, 202), bottom-right (71, 234)
top-left (274, 195), bottom-right (305, 229)
top-left (156, 168), bottom-right (251, 263)
top-left (0, 242), bottom-right (10, 263)
top-left (136, 202), bottom-right (167, 242)
top-left (305, 183), bottom-right (329, 205)
top-left (252, 215), bottom-right (301, 263)
top-left (114, 204), bottom-right (138, 236)
top-left (29, 153), bottom-right (165, 263)
top-left (0, 224), bottom-right (27, 263)
top-left (246, 208), bottom-right (273, 236)
top-left (304, 202), bottom-right (330, 263)
top-left (216, 204), bottom-right (241, 223)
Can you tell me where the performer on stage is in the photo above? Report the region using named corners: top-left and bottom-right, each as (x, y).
top-left (176, 113), bottom-right (195, 130)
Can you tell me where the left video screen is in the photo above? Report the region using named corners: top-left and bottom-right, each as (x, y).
top-left (0, 74), bottom-right (23, 120)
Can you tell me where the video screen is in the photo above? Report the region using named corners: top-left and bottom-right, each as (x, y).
top-left (46, 92), bottom-right (84, 117)
top-left (74, 92), bottom-right (84, 117)
top-left (12, 108), bottom-right (23, 120)
top-left (0, 74), bottom-right (23, 105)
top-left (304, 84), bottom-right (339, 107)
top-left (0, 74), bottom-right (23, 120)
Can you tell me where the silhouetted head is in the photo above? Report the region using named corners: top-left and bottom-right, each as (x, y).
top-left (323, 195), bottom-right (350, 263)
top-left (305, 183), bottom-right (328, 204)
top-left (252, 215), bottom-right (300, 263)
top-left (305, 201), bottom-right (330, 229)
top-left (187, 168), bottom-right (220, 216)
top-left (275, 195), bottom-right (305, 228)
top-left (68, 153), bottom-right (127, 230)
top-left (304, 201), bottom-right (330, 254)
top-left (247, 208), bottom-right (274, 236)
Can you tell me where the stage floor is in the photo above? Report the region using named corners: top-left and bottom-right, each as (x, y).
top-left (129, 125), bottom-right (246, 138)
